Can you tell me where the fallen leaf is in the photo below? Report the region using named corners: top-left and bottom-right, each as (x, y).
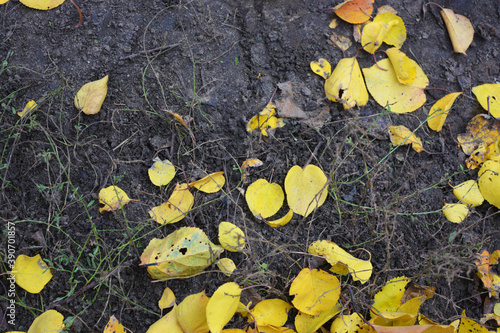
top-left (176, 291), bottom-right (210, 333)
top-left (246, 179), bottom-right (284, 219)
top-left (440, 8), bottom-right (474, 55)
top-left (27, 309), bottom-right (64, 333)
top-left (218, 221), bottom-right (245, 252)
top-left (465, 140), bottom-right (498, 169)
top-left (362, 12), bottom-right (406, 53)
top-left (475, 250), bottom-right (500, 298)
top-left (371, 311), bottom-right (416, 327)
top-left (99, 185), bottom-right (130, 213)
top-left (247, 103), bottom-right (285, 136)
top-left (457, 115), bottom-right (500, 166)
top-left (146, 305), bottom-right (183, 333)
top-left (11, 254), bottom-right (52, 293)
top-left (363, 59), bottom-right (428, 113)
top-left (329, 18), bottom-right (338, 29)
top-left (371, 276), bottom-right (409, 318)
top-left (369, 323), bottom-right (454, 333)
top-left (290, 268), bottom-right (340, 316)
top-left (388, 126), bottom-right (424, 153)
top-left (148, 158), bottom-right (176, 187)
top-left (0, 0), bottom-right (9, 4)
top-left (250, 299), bottom-right (293, 328)
top-left (17, 100), bottom-right (38, 118)
top-left (310, 59), bottom-right (332, 80)
top-left (398, 296), bottom-right (426, 316)
top-left (189, 171), bottom-right (225, 193)
top-left (74, 75), bottom-right (108, 115)
top-left (330, 313), bottom-right (364, 333)
top-left (478, 156), bottom-right (500, 209)
top-left (401, 283), bottom-right (435, 304)
top-left (456, 313), bottom-right (489, 333)
top-left (302, 106), bottom-right (331, 130)
top-left (308, 240), bottom-right (372, 284)
top-left (284, 164), bottom-right (328, 217)
top-left (472, 83), bottom-right (500, 118)
top-left (19, 0), bottom-right (65, 10)
top-left (217, 258), bottom-right (236, 277)
top-left (333, 0), bottom-right (374, 24)
top-left (386, 48), bottom-right (416, 85)
top-left (149, 183), bottom-right (194, 224)
top-left (167, 110), bottom-right (191, 129)
top-left (324, 57), bottom-right (369, 109)
top-left (140, 227), bottom-right (224, 280)
top-left (104, 316), bottom-right (125, 333)
top-left (241, 158), bottom-right (263, 181)
top-left (452, 180), bottom-right (484, 207)
top-left (427, 92), bottom-right (462, 132)
top-left (266, 209), bottom-right (294, 227)
top-left (206, 282), bottom-right (241, 333)
top-left (330, 32), bottom-right (352, 52)
top-left (442, 203), bottom-right (469, 223)
top-left (275, 81), bottom-right (308, 119)
top-left (294, 303), bottom-right (342, 333)
top-left (159, 287), bottom-right (176, 309)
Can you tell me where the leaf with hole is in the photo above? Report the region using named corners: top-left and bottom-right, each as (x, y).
top-left (104, 316), bottom-right (125, 333)
top-left (371, 276), bottom-right (409, 318)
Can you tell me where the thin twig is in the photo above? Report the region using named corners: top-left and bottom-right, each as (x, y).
top-left (120, 44), bottom-right (180, 60)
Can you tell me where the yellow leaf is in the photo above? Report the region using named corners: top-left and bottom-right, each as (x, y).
top-left (369, 324), bottom-right (454, 333)
top-left (98, 186), bottom-right (131, 213)
top-left (218, 222), bottom-right (245, 252)
top-left (372, 311), bottom-right (416, 327)
top-left (104, 316), bottom-right (125, 333)
top-left (146, 305), bottom-right (183, 333)
top-left (19, 0), bottom-right (64, 10)
top-left (478, 156), bottom-right (500, 209)
top-left (427, 92), bottom-right (462, 132)
top-left (397, 296), bottom-right (426, 316)
top-left (330, 313), bottom-right (364, 333)
top-left (74, 75), bottom-right (108, 115)
top-left (12, 254), bottom-right (53, 294)
top-left (217, 258), bottom-right (236, 277)
top-left (284, 165), bottom-right (328, 217)
top-left (246, 179), bottom-right (284, 219)
top-left (148, 158), bottom-right (176, 187)
top-left (17, 100), bottom-right (38, 118)
top-left (388, 126), bottom-right (424, 153)
top-left (0, 0), bottom-right (9, 4)
top-left (442, 203), bottom-right (469, 223)
top-left (158, 287), bottom-right (176, 309)
top-left (222, 330), bottom-right (247, 333)
top-left (258, 326), bottom-right (296, 333)
top-left (457, 316), bottom-right (489, 333)
top-left (324, 57), bottom-right (368, 109)
top-left (294, 302), bottom-right (342, 333)
top-left (452, 180), bottom-right (484, 207)
top-left (27, 310), bottom-right (64, 333)
top-left (176, 291), bottom-right (210, 333)
top-left (374, 12), bottom-right (406, 49)
top-left (330, 33), bottom-right (352, 52)
top-left (266, 209), bottom-right (294, 227)
top-left (206, 282), bottom-right (241, 333)
top-left (329, 19), bottom-right (338, 29)
top-left (149, 183), bottom-right (194, 224)
top-left (189, 171), bottom-right (225, 193)
top-left (363, 59), bottom-right (428, 113)
top-left (308, 240), bottom-right (372, 284)
top-left (371, 276), bottom-right (409, 318)
top-left (440, 8), bottom-right (474, 55)
top-left (310, 59), bottom-right (332, 80)
top-left (472, 83), bottom-right (500, 118)
top-left (361, 21), bottom-right (397, 54)
top-left (167, 110), bottom-right (191, 129)
top-left (458, 115), bottom-right (500, 158)
top-left (495, 302), bottom-right (500, 316)
top-left (247, 103), bottom-right (285, 136)
top-left (290, 268), bottom-right (340, 316)
top-left (250, 299), bottom-right (293, 327)
top-left (386, 48), bottom-right (416, 85)
top-left (333, 0), bottom-right (374, 24)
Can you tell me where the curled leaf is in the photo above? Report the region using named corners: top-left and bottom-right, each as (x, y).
top-left (189, 171), bottom-right (225, 193)
top-left (158, 287), bottom-right (176, 309)
top-left (266, 209), bottom-right (294, 227)
top-left (440, 8), bottom-right (474, 54)
top-left (149, 183), bottom-right (194, 224)
top-left (386, 48), bottom-right (416, 85)
top-left (18, 100), bottom-right (38, 118)
top-left (427, 92), bottom-right (462, 132)
top-left (74, 75), bottom-right (108, 115)
top-left (388, 126), bottom-right (423, 153)
top-left (12, 254), bottom-right (53, 293)
top-left (247, 103), bottom-right (285, 136)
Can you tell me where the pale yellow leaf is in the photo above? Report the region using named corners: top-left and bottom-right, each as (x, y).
top-left (99, 185), bottom-right (131, 213)
top-left (472, 83), bottom-right (500, 118)
top-left (324, 57), bottom-right (368, 109)
top-left (218, 222), bottom-right (245, 252)
top-left (146, 305), bottom-right (183, 333)
top-left (246, 179), bottom-right (284, 219)
top-left (427, 92), bottom-right (462, 132)
top-left (148, 158), bottom-right (176, 187)
top-left (19, 0), bottom-right (64, 10)
top-left (74, 75), bottom-right (108, 115)
top-left (12, 254), bottom-right (53, 294)
top-left (330, 313), bottom-right (364, 333)
top-left (442, 203), bottom-right (469, 223)
top-left (149, 183), bottom-right (194, 224)
top-left (478, 156), bottom-right (500, 209)
top-left (294, 303), bottom-right (342, 333)
top-left (452, 180), bottom-right (484, 207)
top-left (284, 165), bottom-right (328, 217)
top-left (176, 291), bottom-right (210, 333)
top-left (371, 276), bottom-right (409, 318)
top-left (388, 126), bottom-right (424, 153)
top-left (27, 310), bottom-right (64, 333)
top-left (158, 287), bottom-right (176, 309)
top-left (441, 8), bottom-right (474, 55)
top-left (250, 299), bottom-right (293, 327)
top-left (386, 48), bottom-right (416, 85)
top-left (206, 282), bottom-right (241, 333)
top-left (189, 171), bottom-right (225, 193)
top-left (266, 209), bottom-right (293, 227)
top-left (217, 258), bottom-right (236, 277)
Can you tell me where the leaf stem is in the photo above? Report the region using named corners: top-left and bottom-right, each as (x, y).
top-left (70, 0), bottom-right (83, 28)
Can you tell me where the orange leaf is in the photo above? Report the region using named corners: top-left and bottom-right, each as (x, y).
top-left (333, 0), bottom-right (374, 24)
top-left (475, 250), bottom-right (500, 298)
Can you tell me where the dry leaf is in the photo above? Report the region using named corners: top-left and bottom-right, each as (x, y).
top-left (247, 103), bottom-right (285, 136)
top-left (440, 8), bottom-right (474, 54)
top-left (401, 283), bottom-right (435, 304)
top-left (377, 5), bottom-right (397, 15)
top-left (74, 75), bottom-right (108, 115)
top-left (302, 106), bottom-right (331, 130)
top-left (388, 126), bottom-right (424, 153)
top-left (11, 254), bottom-right (52, 293)
top-left (333, 0), bottom-right (374, 24)
top-left (275, 81), bottom-right (308, 119)
top-left (452, 180), bottom-right (484, 207)
top-left (167, 110), bottom-right (191, 129)
top-left (189, 171), bottom-right (225, 193)
top-left (176, 291), bottom-right (210, 333)
top-left (371, 276), bottom-right (409, 318)
top-left (218, 221), bottom-right (245, 252)
top-left (329, 18), bottom-right (338, 29)
top-left (149, 183), bottom-right (194, 224)
top-left (478, 156), bottom-right (500, 209)
top-left (17, 100), bottom-right (38, 118)
top-left (362, 12), bottom-right (406, 53)
top-left (241, 158), bottom-right (263, 181)
top-left (148, 158), bottom-right (176, 187)
top-left (330, 313), bottom-right (364, 333)
top-left (442, 203), bottom-right (469, 223)
top-left (310, 58), bottom-right (332, 80)
top-left (206, 282), bottom-right (241, 333)
top-left (27, 309), bottom-right (64, 333)
top-left (330, 32), bottom-right (352, 52)
top-left (98, 186), bottom-right (130, 213)
top-left (104, 316), bottom-right (125, 333)
top-left (472, 83), bottom-right (500, 118)
top-left (246, 179), bottom-right (284, 219)
top-left (19, 0), bottom-right (65, 10)
top-left (427, 92), bottom-right (462, 132)
top-left (158, 287), bottom-right (176, 309)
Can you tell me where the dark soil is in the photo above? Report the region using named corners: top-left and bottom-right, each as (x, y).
top-left (1, 0), bottom-right (500, 332)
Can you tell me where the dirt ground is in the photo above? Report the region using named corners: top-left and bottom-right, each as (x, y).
top-left (1, 0), bottom-right (500, 331)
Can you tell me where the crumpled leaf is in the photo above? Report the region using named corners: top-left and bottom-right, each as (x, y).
top-left (361, 12), bottom-right (406, 53)
top-left (266, 209), bottom-right (294, 227)
top-left (246, 179), bottom-right (284, 219)
top-left (386, 48), bottom-right (416, 85)
top-left (458, 115), bottom-right (500, 155)
top-left (440, 8), bottom-right (474, 55)
top-left (452, 180), bottom-right (484, 207)
top-left (148, 158), bottom-right (176, 187)
top-left (295, 303), bottom-right (342, 333)
top-left (18, 100), bottom-right (38, 118)
top-left (275, 81), bottom-right (308, 119)
top-left (333, 0), bottom-right (373, 24)
top-left (401, 283), bottom-right (435, 304)
top-left (241, 158), bottom-right (263, 181)
top-left (176, 291), bottom-right (210, 333)
top-left (206, 282), bottom-right (241, 333)
top-left (250, 299), bottom-right (293, 328)
top-left (310, 59), bottom-right (332, 80)
top-left (330, 313), bottom-right (364, 333)
top-left (388, 126), bottom-right (423, 153)
top-left (74, 75), bottom-right (108, 115)
top-left (472, 83), bottom-right (500, 118)
top-left (217, 258), bottom-right (236, 277)
top-left (330, 32), bottom-right (352, 52)
top-left (158, 287), bottom-right (176, 310)
top-left (167, 110), bottom-right (191, 129)
top-left (284, 165), bottom-right (328, 217)
top-left (149, 183), bottom-right (194, 224)
top-left (247, 103), bottom-right (285, 136)
top-left (218, 221), bottom-right (245, 252)
top-left (139, 227), bottom-right (224, 280)
top-left (99, 185), bottom-right (130, 213)
top-left (189, 171), bottom-right (225, 193)
top-left (371, 276), bottom-right (409, 318)
top-left (475, 250), bottom-right (500, 298)
top-left (27, 309), bottom-right (64, 333)
top-left (104, 316), bottom-right (125, 333)
top-left (363, 59), bottom-right (428, 113)
top-left (290, 268), bottom-right (340, 316)
top-left (11, 254), bottom-right (52, 294)
top-left (442, 203), bottom-right (469, 223)
top-left (427, 92), bottom-right (462, 132)
top-left (478, 156), bottom-right (500, 209)
top-left (146, 305), bottom-right (183, 333)
top-left (308, 240), bottom-right (372, 284)
top-left (19, 0), bottom-right (65, 10)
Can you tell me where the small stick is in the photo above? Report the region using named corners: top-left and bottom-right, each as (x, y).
top-left (120, 44), bottom-right (180, 60)
top-left (70, 0), bottom-right (82, 28)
